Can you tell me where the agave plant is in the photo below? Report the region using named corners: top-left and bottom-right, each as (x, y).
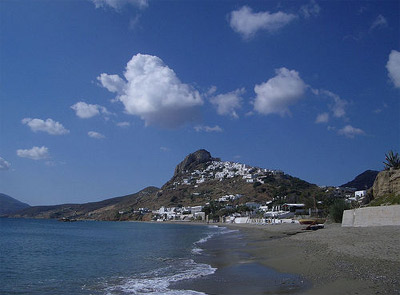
top-left (383, 150), bottom-right (400, 170)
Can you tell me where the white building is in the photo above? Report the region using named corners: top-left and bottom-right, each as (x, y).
top-left (355, 190), bottom-right (367, 198)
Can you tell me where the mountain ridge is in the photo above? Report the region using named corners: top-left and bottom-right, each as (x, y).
top-left (0, 193), bottom-right (30, 215)
top-left (340, 170), bottom-right (379, 190)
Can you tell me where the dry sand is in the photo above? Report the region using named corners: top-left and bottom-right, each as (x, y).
top-left (226, 222), bottom-right (400, 294)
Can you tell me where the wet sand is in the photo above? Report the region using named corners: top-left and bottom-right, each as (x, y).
top-left (171, 222), bottom-right (400, 294)
top-left (226, 223), bottom-right (400, 295)
top-left (171, 224), bottom-right (310, 294)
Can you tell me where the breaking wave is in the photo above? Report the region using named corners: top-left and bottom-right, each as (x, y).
top-left (104, 259), bottom-right (215, 295)
top-left (191, 226), bottom-right (238, 255)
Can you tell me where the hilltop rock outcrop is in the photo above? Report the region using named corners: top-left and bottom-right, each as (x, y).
top-left (372, 169), bottom-right (400, 198)
top-left (174, 149), bottom-right (219, 177)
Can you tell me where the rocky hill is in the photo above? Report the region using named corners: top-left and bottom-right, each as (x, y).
top-left (341, 170), bottom-right (379, 190)
top-left (0, 193), bottom-right (30, 215)
top-left (158, 149), bottom-right (322, 208)
top-left (371, 169), bottom-right (400, 199)
top-left (8, 149), bottom-right (325, 221)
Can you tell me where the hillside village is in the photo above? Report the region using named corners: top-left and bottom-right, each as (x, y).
top-left (172, 160), bottom-right (284, 187)
top-left (132, 151), bottom-right (371, 224)
top-left (7, 149), bottom-right (376, 222)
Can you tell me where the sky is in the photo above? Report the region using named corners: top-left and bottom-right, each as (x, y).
top-left (0, 0), bottom-right (399, 206)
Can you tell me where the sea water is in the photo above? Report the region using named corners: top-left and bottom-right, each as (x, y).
top-left (0, 218), bottom-right (227, 295)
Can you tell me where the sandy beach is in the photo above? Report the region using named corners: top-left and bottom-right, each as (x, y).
top-left (169, 221), bottom-right (400, 294)
top-left (225, 222), bottom-right (400, 295)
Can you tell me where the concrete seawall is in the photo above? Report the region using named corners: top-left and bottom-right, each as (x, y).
top-left (342, 205), bottom-right (400, 227)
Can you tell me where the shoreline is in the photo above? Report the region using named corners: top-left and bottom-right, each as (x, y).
top-left (5, 218), bottom-right (399, 294)
top-left (171, 223), bottom-right (311, 294)
top-left (170, 221), bottom-right (400, 294)
top-left (223, 222), bottom-right (400, 295)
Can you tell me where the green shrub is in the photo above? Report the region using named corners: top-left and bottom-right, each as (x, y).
top-left (329, 199), bottom-right (349, 223)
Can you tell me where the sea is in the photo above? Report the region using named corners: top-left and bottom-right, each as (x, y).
top-left (0, 218), bottom-right (226, 295)
top-left (1, 218), bottom-right (310, 295)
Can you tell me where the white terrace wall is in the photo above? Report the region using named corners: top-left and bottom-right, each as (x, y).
top-left (342, 205), bottom-right (400, 227)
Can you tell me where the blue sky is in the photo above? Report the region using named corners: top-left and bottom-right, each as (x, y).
top-left (0, 0), bottom-right (399, 205)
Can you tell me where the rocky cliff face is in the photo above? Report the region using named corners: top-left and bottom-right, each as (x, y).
top-left (372, 169), bottom-right (400, 198)
top-left (173, 149), bottom-right (219, 177)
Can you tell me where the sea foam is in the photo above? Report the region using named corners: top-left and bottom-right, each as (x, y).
top-left (105, 259), bottom-right (215, 295)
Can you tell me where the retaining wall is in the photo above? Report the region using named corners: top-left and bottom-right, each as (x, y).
top-left (342, 205), bottom-right (400, 227)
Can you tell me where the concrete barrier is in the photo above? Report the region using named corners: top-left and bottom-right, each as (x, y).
top-left (342, 205), bottom-right (400, 227)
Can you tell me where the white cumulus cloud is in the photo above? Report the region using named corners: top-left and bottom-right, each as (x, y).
top-left (386, 50), bottom-right (400, 88)
top-left (98, 54), bottom-right (203, 128)
top-left (253, 68), bottom-right (306, 116)
top-left (22, 118), bottom-right (69, 135)
top-left (91, 0), bottom-right (148, 10)
top-left (17, 146), bottom-right (49, 160)
top-left (315, 112), bottom-right (329, 124)
top-left (338, 125), bottom-right (365, 138)
top-left (229, 6), bottom-right (296, 39)
top-left (71, 102), bottom-right (110, 119)
top-left (210, 88), bottom-right (244, 118)
top-left (194, 125), bottom-right (223, 133)
top-left (97, 74), bottom-right (126, 94)
top-left (88, 131), bottom-right (105, 139)
top-left (0, 157), bottom-right (11, 170)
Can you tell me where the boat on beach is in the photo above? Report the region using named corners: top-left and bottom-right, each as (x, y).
top-left (298, 218), bottom-right (326, 225)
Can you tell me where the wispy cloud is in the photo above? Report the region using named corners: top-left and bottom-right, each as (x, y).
top-left (90, 0), bottom-right (148, 11)
top-left (0, 157), bottom-right (11, 170)
top-left (229, 1), bottom-right (320, 39)
top-left (370, 14), bottom-right (388, 30)
top-left (338, 125), bottom-right (365, 138)
top-left (17, 146), bottom-right (49, 160)
top-left (194, 125), bottom-right (223, 133)
top-left (229, 6), bottom-right (297, 39)
top-left (313, 89), bottom-right (348, 119)
top-left (116, 121), bottom-right (130, 127)
top-left (373, 103), bottom-right (388, 114)
top-left (300, 0), bottom-right (321, 19)
top-left (22, 118), bottom-right (69, 135)
top-left (88, 131), bottom-right (105, 139)
top-left (160, 146), bottom-right (170, 152)
top-left (315, 112), bottom-right (329, 124)
top-left (386, 50), bottom-right (400, 88)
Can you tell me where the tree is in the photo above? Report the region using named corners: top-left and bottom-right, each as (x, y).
top-left (383, 150), bottom-right (400, 170)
